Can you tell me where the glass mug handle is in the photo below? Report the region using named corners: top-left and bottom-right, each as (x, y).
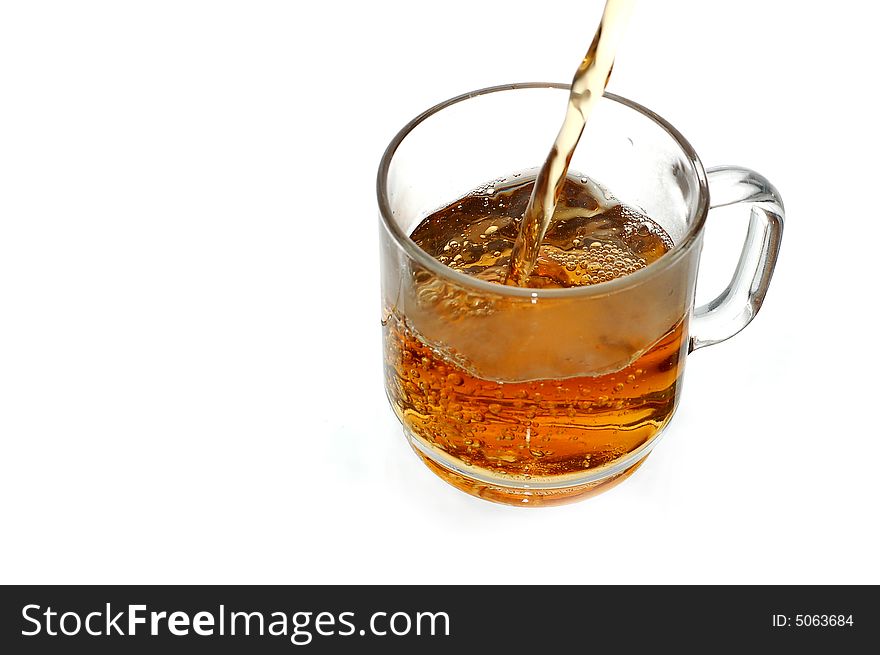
top-left (689, 166), bottom-right (785, 352)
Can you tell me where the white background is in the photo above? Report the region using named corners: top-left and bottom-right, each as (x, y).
top-left (1, 1), bottom-right (877, 584)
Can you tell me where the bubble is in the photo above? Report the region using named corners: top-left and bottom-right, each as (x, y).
top-left (447, 373), bottom-right (464, 386)
top-left (488, 403), bottom-right (502, 415)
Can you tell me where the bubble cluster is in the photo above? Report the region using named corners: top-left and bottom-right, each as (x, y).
top-left (412, 269), bottom-right (497, 319)
top-left (539, 239), bottom-right (648, 286)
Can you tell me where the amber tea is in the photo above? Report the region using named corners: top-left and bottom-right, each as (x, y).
top-left (383, 173), bottom-right (688, 503)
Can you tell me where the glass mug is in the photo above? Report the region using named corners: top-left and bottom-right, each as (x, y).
top-left (377, 83), bottom-right (784, 506)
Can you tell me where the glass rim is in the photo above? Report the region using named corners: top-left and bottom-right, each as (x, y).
top-left (376, 82), bottom-right (710, 299)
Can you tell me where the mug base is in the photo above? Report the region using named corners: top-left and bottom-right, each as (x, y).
top-left (405, 428), bottom-right (653, 507)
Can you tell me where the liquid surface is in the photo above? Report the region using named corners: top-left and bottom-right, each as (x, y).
top-left (509, 0), bottom-right (634, 284)
top-left (412, 173), bottom-right (672, 289)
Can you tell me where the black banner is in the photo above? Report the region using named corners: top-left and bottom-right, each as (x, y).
top-left (0, 586), bottom-right (874, 652)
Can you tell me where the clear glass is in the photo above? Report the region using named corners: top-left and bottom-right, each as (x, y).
top-left (377, 83), bottom-right (784, 506)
